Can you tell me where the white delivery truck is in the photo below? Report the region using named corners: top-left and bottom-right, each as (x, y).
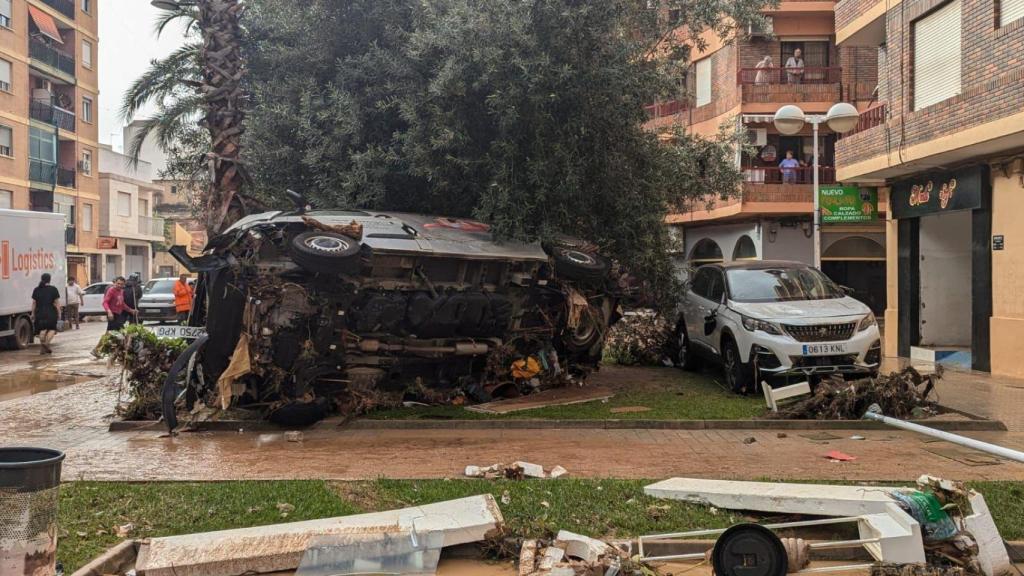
top-left (0, 209), bottom-right (68, 349)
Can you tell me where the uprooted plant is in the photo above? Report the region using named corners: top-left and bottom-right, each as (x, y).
top-left (770, 366), bottom-right (943, 420)
top-left (603, 310), bottom-right (671, 366)
top-left (97, 325), bottom-right (188, 420)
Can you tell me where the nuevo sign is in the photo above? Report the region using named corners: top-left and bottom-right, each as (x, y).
top-left (819, 185), bottom-right (877, 223)
top-left (892, 166), bottom-right (986, 219)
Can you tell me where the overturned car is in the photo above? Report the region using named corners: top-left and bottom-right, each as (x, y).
top-left (167, 204), bottom-right (625, 428)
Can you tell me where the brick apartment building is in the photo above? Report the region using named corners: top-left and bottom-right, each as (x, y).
top-left (0, 0), bottom-right (101, 283)
top-left (648, 1), bottom-right (888, 313)
top-left (834, 0), bottom-right (1024, 375)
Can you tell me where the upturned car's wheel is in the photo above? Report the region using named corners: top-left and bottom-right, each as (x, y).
top-left (722, 338), bottom-right (753, 394)
top-left (551, 247), bottom-right (610, 283)
top-left (563, 311), bottom-right (603, 352)
top-left (673, 324), bottom-right (702, 371)
top-left (290, 231), bottom-right (362, 275)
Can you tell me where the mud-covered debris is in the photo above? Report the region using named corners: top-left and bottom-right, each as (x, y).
top-left (97, 325), bottom-right (188, 420)
top-left (549, 465), bottom-right (569, 479)
top-left (770, 366), bottom-right (942, 420)
top-left (602, 309), bottom-right (671, 366)
top-left (518, 532), bottom-right (658, 576)
top-left (465, 462), bottom-right (568, 480)
top-left (285, 431), bottom-right (303, 442)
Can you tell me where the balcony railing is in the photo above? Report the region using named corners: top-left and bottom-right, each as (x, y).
top-left (29, 39), bottom-right (75, 77)
top-left (29, 160), bottom-right (57, 185)
top-left (139, 215), bottom-right (166, 237)
top-left (844, 104), bottom-right (886, 137)
top-left (40, 0), bottom-right (76, 19)
top-left (743, 166), bottom-right (837, 185)
top-left (57, 167), bottom-right (76, 188)
top-left (64, 226), bottom-right (76, 246)
top-left (738, 67), bottom-right (842, 85)
top-left (29, 100), bottom-right (76, 132)
top-left (644, 99), bottom-right (684, 119)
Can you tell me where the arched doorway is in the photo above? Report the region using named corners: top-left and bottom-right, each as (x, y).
top-left (689, 238), bottom-right (723, 266)
top-left (821, 236), bottom-right (886, 314)
top-left (732, 235), bottom-right (758, 261)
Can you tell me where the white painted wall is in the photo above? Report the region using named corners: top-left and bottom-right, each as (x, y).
top-left (684, 222), bottom-right (762, 263)
top-left (122, 121), bottom-right (167, 177)
top-left (919, 210), bottom-right (972, 347)
top-left (760, 220), bottom-right (814, 265)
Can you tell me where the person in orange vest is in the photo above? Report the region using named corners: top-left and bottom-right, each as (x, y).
top-left (173, 273), bottom-right (194, 325)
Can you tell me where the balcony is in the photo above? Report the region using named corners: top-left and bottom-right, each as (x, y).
top-left (29, 159), bottom-right (56, 185)
top-left (29, 100), bottom-right (76, 133)
top-left (139, 215), bottom-right (166, 238)
top-left (738, 67), bottom-right (842, 104)
top-left (57, 166), bottom-right (75, 188)
top-left (843, 103), bottom-right (885, 137)
top-left (743, 166), bottom-right (837, 185)
top-left (644, 99), bottom-right (684, 119)
top-left (29, 39), bottom-right (75, 78)
top-left (39, 0), bottom-right (76, 19)
top-left (65, 226), bottom-right (76, 246)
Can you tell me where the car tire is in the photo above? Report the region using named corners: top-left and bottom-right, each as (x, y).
top-left (551, 247), bottom-right (610, 283)
top-left (5, 316), bottom-right (33, 350)
top-left (562, 309), bottom-right (604, 353)
top-left (722, 337), bottom-right (754, 395)
top-left (289, 231), bottom-right (362, 275)
top-left (672, 323), bottom-right (701, 371)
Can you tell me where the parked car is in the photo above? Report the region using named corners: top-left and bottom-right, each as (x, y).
top-left (80, 282), bottom-right (112, 318)
top-left (137, 278), bottom-right (180, 323)
top-left (670, 260), bottom-right (881, 393)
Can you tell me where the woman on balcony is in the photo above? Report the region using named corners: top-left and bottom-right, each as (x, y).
top-left (754, 56), bottom-right (773, 85)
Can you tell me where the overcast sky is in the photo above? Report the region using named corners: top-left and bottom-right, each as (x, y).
top-left (98, 0), bottom-right (186, 152)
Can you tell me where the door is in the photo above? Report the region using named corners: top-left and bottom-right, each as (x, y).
top-left (685, 267), bottom-right (725, 353)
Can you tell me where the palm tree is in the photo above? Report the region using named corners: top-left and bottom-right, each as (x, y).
top-left (124, 0), bottom-right (248, 234)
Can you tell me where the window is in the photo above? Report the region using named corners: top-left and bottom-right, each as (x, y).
top-left (0, 0), bottom-right (10, 28)
top-left (707, 270), bottom-right (725, 303)
top-left (81, 149), bottom-right (92, 175)
top-left (913, 0), bottom-right (962, 111)
top-left (1001, 0), bottom-right (1024, 26)
top-left (695, 57), bottom-right (712, 107)
top-left (82, 40), bottom-right (92, 68)
top-left (138, 197), bottom-right (148, 217)
top-left (0, 125), bottom-right (11, 156)
top-left (0, 190), bottom-right (11, 209)
top-left (81, 0), bottom-right (90, 13)
top-left (117, 192), bottom-right (132, 217)
top-left (84, 283), bottom-right (109, 295)
top-left (82, 96), bottom-right (93, 123)
top-left (689, 268), bottom-right (712, 299)
top-left (0, 59), bottom-right (10, 92)
top-left (82, 203), bottom-right (92, 231)
top-left (29, 127), bottom-right (55, 162)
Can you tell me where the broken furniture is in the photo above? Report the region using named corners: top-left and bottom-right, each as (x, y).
top-left (639, 476), bottom-right (1011, 576)
top-left (762, 380), bottom-right (812, 412)
top-left (133, 495), bottom-right (503, 576)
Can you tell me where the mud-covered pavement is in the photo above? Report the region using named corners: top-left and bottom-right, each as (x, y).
top-left (3, 327), bottom-right (1024, 481)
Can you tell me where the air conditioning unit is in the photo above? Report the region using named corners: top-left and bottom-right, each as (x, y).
top-left (748, 17), bottom-right (774, 38)
top-left (77, 160), bottom-right (91, 173)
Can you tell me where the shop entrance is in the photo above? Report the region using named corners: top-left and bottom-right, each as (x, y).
top-left (918, 211), bottom-right (972, 348)
top-left (821, 235), bottom-right (886, 314)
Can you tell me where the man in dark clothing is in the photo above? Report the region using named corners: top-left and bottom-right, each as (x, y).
top-left (124, 273), bottom-right (143, 325)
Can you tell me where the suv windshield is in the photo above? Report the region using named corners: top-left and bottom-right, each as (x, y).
top-left (144, 280), bottom-right (176, 295)
top-left (726, 267), bottom-right (844, 303)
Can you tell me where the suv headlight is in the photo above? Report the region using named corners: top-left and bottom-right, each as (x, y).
top-left (858, 312), bottom-right (877, 332)
top-left (741, 315), bottom-right (781, 335)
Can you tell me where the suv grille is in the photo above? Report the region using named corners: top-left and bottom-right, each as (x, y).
top-left (782, 322), bottom-right (856, 342)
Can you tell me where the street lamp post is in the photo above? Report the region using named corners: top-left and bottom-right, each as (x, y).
top-left (772, 103), bottom-right (860, 268)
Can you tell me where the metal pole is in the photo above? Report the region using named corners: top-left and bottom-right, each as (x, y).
top-left (812, 118), bottom-right (821, 268)
top-left (863, 410), bottom-right (1024, 463)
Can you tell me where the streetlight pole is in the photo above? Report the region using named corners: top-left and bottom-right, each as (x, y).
top-left (773, 103), bottom-right (861, 269)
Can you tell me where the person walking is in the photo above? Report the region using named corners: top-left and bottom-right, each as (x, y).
top-left (65, 277), bottom-right (85, 330)
top-left (173, 274), bottom-right (194, 324)
top-left (31, 273), bottom-right (62, 355)
top-left (124, 273), bottom-right (143, 325)
top-left (91, 276), bottom-right (135, 358)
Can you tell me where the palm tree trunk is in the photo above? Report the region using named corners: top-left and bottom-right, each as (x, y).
top-left (198, 0), bottom-right (246, 234)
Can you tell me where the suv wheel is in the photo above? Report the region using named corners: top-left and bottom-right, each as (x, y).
top-left (673, 324), bottom-right (701, 371)
top-left (722, 338), bottom-right (753, 394)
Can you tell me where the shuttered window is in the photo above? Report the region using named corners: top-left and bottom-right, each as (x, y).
top-left (913, 0), bottom-right (961, 111)
top-left (695, 57), bottom-right (712, 107)
top-left (1002, 0), bottom-right (1024, 26)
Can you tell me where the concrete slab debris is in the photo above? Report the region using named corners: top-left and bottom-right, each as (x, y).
top-left (464, 462), bottom-right (567, 480)
top-left (556, 530), bottom-right (615, 563)
top-left (548, 465), bottom-right (568, 479)
top-left (513, 461), bottom-right (546, 478)
top-left (465, 386), bottom-right (613, 414)
top-left (136, 495), bottom-right (504, 576)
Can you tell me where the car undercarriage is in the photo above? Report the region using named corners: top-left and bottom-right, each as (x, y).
top-left (167, 208), bottom-right (625, 428)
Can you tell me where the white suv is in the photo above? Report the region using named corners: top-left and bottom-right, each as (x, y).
top-left (671, 261), bottom-right (882, 393)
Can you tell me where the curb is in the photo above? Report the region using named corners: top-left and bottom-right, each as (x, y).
top-left (109, 417), bottom-right (1007, 433)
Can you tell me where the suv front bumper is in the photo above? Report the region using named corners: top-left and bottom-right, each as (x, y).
top-left (747, 327), bottom-right (882, 378)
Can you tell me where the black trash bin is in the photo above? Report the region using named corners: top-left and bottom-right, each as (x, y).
top-left (0, 447), bottom-right (65, 576)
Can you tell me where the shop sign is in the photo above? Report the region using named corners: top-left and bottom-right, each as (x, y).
top-left (819, 185), bottom-right (877, 223)
top-left (97, 237), bottom-right (118, 250)
top-left (892, 166), bottom-right (985, 219)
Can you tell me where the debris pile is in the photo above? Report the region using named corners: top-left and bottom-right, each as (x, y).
top-left (519, 531), bottom-right (658, 576)
top-left (465, 461), bottom-right (568, 479)
top-left (771, 366), bottom-right (942, 420)
top-left (97, 325), bottom-right (188, 420)
top-left (602, 310), bottom-right (670, 366)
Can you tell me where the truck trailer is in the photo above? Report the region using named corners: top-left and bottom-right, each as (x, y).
top-left (0, 209), bottom-right (68, 349)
